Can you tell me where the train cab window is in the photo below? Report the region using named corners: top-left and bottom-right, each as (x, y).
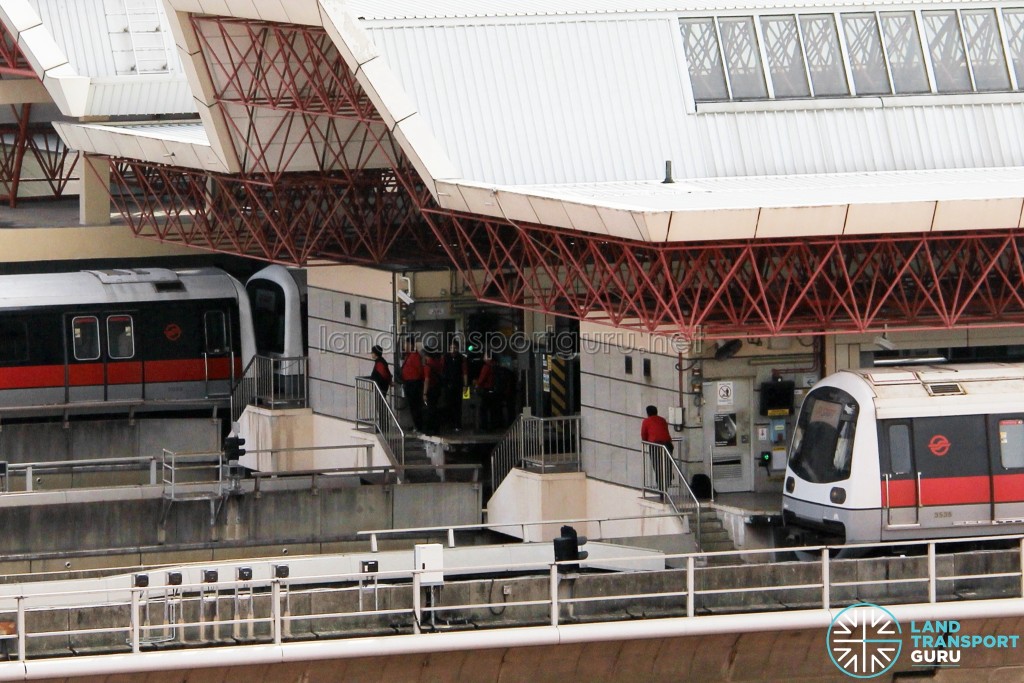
top-left (887, 424), bottom-right (913, 475)
top-left (788, 388), bottom-right (858, 483)
top-left (0, 319), bottom-right (28, 364)
top-left (204, 311), bottom-right (229, 354)
top-left (72, 316), bottom-right (100, 361)
top-left (998, 419), bottom-right (1024, 469)
top-left (107, 315), bottom-right (135, 359)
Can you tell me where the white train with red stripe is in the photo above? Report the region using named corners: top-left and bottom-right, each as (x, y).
top-left (0, 267), bottom-right (255, 419)
top-left (783, 364), bottom-right (1024, 545)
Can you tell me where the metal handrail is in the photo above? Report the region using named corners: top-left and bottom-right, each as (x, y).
top-left (0, 456), bottom-right (160, 493)
top-left (642, 440), bottom-right (702, 550)
top-left (161, 449), bottom-right (222, 500)
top-left (3, 534), bottom-right (1024, 662)
top-left (230, 355), bottom-right (309, 422)
top-left (490, 414), bottom-right (582, 492)
top-left (354, 377), bottom-right (405, 470)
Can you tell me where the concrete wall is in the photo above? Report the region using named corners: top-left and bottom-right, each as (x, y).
top-left (0, 418), bottom-right (220, 466)
top-left (307, 266), bottom-right (397, 421)
top-left (0, 480), bottom-right (481, 562)
top-left (487, 469), bottom-right (685, 543)
top-left (578, 323), bottom-right (818, 494)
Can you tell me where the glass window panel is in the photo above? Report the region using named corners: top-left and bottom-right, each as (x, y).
top-left (923, 10), bottom-right (972, 92)
top-left (962, 9), bottom-right (1011, 91)
top-left (760, 15), bottom-right (810, 97)
top-left (842, 13), bottom-right (892, 95)
top-left (0, 319), bottom-right (28, 364)
top-left (1003, 9), bottom-right (1024, 89)
top-left (888, 424), bottom-right (912, 475)
top-left (680, 18), bottom-right (729, 101)
top-left (107, 315), bottom-right (135, 359)
top-left (205, 311), bottom-right (229, 355)
top-left (719, 17), bottom-right (768, 99)
top-left (999, 419), bottom-right (1024, 469)
top-left (72, 316), bottom-right (100, 361)
top-left (880, 12), bottom-right (930, 93)
top-left (800, 14), bottom-right (850, 96)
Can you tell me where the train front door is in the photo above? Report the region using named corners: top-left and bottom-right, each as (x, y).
top-left (703, 379), bottom-right (753, 492)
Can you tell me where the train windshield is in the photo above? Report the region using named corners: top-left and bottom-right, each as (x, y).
top-left (788, 387), bottom-right (858, 483)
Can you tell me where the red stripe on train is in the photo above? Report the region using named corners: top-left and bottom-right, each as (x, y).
top-left (882, 474), bottom-right (1024, 506)
top-left (0, 358), bottom-right (235, 389)
top-left (0, 365), bottom-right (64, 389)
top-left (882, 476), bottom-right (989, 506)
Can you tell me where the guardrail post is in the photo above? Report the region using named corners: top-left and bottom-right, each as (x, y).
top-left (550, 563), bottom-right (559, 626)
top-left (149, 458), bottom-right (157, 486)
top-left (271, 580), bottom-right (282, 645)
top-left (448, 528), bottom-right (455, 548)
top-left (686, 555), bottom-right (695, 618)
top-left (131, 588), bottom-right (140, 653)
top-left (928, 542), bottom-right (937, 603)
top-left (412, 572), bottom-right (422, 635)
top-left (821, 548), bottom-right (830, 610)
top-left (25, 466), bottom-right (32, 493)
top-left (16, 597), bottom-right (25, 661)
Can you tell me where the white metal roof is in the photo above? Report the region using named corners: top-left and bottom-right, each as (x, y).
top-left (79, 0), bottom-right (1024, 243)
top-left (0, 0), bottom-right (195, 116)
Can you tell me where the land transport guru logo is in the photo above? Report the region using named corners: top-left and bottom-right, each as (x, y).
top-left (827, 602), bottom-right (1021, 677)
top-left (827, 603), bottom-right (902, 678)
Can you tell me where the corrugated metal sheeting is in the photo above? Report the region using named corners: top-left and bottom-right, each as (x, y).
top-left (364, 13), bottom-right (1024, 187)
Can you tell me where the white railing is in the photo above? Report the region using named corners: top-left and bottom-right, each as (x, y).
top-left (641, 441), bottom-right (703, 550)
top-left (491, 415), bottom-right (582, 491)
top-left (2, 534), bottom-right (1024, 661)
top-left (161, 449), bottom-right (223, 500)
top-left (231, 355), bottom-right (308, 422)
top-left (0, 456), bottom-right (159, 493)
top-left (354, 377), bottom-right (405, 469)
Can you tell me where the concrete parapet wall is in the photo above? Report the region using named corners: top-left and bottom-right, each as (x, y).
top-left (0, 480), bottom-right (480, 560)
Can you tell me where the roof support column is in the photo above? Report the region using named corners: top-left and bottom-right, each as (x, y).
top-left (79, 153), bottom-right (111, 226)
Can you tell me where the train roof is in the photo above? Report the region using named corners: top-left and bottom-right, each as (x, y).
top-left (828, 363), bottom-right (1024, 418)
top-left (0, 268), bottom-right (243, 309)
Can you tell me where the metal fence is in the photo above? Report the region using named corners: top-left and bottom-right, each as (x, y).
top-left (354, 377), bottom-right (405, 469)
top-left (2, 533), bottom-right (1024, 662)
top-left (231, 355), bottom-right (308, 422)
top-left (491, 415), bottom-right (582, 492)
top-left (0, 456), bottom-right (159, 493)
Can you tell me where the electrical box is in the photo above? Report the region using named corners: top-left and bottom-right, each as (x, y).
top-left (414, 543), bottom-right (444, 587)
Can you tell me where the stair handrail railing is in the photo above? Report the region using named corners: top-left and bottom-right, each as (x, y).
top-left (355, 377), bottom-right (405, 471)
top-left (230, 354), bottom-right (309, 423)
top-left (490, 414), bottom-right (582, 492)
top-left (642, 440), bottom-right (702, 551)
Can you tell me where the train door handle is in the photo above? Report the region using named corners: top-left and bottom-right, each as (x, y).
top-left (916, 471), bottom-right (922, 508)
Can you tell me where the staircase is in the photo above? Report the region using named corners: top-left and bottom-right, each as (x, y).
top-left (685, 509), bottom-right (734, 554)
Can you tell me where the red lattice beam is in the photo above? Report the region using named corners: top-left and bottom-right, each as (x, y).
top-left (107, 160), bottom-right (447, 267)
top-left (0, 21), bottom-right (35, 77)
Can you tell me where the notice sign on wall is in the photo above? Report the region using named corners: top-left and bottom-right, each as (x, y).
top-left (717, 381), bottom-right (734, 407)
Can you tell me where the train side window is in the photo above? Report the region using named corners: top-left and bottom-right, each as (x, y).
top-left (72, 316), bottom-right (100, 361)
top-left (887, 423), bottom-right (913, 475)
top-left (204, 311), bottom-right (229, 354)
top-left (106, 315), bottom-right (134, 359)
top-left (998, 419), bottom-right (1024, 469)
top-left (0, 319), bottom-right (28, 364)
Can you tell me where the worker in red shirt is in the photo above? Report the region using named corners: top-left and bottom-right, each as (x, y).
top-left (474, 352), bottom-right (499, 430)
top-left (641, 405), bottom-right (673, 497)
top-left (400, 337), bottom-right (425, 433)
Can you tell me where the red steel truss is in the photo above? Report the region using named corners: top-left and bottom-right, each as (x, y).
top-left (0, 25), bottom-right (77, 207)
top-left (0, 21), bottom-right (34, 77)
top-left (105, 15), bottom-right (1024, 340)
top-left (108, 160), bottom-right (445, 266)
